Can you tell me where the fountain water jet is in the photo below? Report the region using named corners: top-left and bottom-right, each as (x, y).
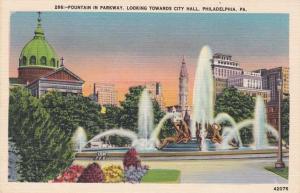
top-left (88, 128), bottom-right (138, 144)
top-left (138, 89), bottom-right (154, 142)
top-left (72, 127), bottom-right (87, 152)
top-left (253, 96), bottom-right (268, 149)
top-left (191, 45), bottom-right (214, 140)
top-left (214, 113), bottom-right (237, 128)
top-left (150, 112), bottom-right (179, 147)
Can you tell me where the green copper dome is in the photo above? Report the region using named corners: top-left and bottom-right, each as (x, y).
top-left (19, 14), bottom-right (59, 69)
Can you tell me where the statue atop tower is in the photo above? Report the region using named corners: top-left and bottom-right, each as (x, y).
top-left (179, 56), bottom-right (189, 112)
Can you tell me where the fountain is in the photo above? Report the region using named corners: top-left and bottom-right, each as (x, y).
top-left (191, 46), bottom-right (214, 136)
top-left (77, 45), bottom-right (283, 156)
top-left (253, 96), bottom-right (268, 149)
top-left (135, 89), bottom-right (155, 150)
top-left (84, 89), bottom-right (177, 151)
top-left (72, 127), bottom-right (87, 152)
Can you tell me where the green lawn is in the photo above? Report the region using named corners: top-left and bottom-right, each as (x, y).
top-left (142, 169), bottom-right (181, 183)
top-left (265, 166), bottom-right (288, 179)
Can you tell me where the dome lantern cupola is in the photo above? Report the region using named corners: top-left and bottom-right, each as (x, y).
top-left (34, 12), bottom-right (45, 39)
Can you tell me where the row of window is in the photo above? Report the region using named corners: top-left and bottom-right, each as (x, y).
top-left (214, 56), bottom-right (232, 60)
top-left (241, 91), bottom-right (269, 100)
top-left (245, 79), bottom-right (262, 89)
top-left (214, 68), bottom-right (241, 78)
top-left (216, 60), bottom-right (238, 67)
top-left (20, 56), bottom-right (58, 67)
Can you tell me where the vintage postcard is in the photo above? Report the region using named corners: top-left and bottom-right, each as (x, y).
top-left (0, 0), bottom-right (300, 193)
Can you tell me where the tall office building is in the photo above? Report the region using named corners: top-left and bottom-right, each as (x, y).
top-left (255, 67), bottom-right (289, 129)
top-left (228, 71), bottom-right (270, 104)
top-left (211, 53), bottom-right (243, 95)
top-left (95, 83), bottom-right (118, 106)
top-left (145, 81), bottom-right (165, 110)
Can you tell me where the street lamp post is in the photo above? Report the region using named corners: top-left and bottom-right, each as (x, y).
top-left (275, 78), bottom-right (285, 168)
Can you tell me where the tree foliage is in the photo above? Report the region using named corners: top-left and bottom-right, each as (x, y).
top-left (159, 119), bottom-right (176, 140)
top-left (8, 85), bottom-right (169, 181)
top-left (40, 92), bottom-right (105, 139)
top-left (9, 87), bottom-right (74, 182)
top-left (215, 87), bottom-right (255, 145)
top-left (100, 105), bottom-right (122, 130)
top-left (215, 87), bottom-right (255, 122)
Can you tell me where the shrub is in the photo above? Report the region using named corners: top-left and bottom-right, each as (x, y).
top-left (102, 165), bottom-right (124, 183)
top-left (53, 165), bottom-right (84, 183)
top-left (123, 148), bottom-right (141, 169)
top-left (77, 163), bottom-right (104, 183)
top-left (124, 165), bottom-right (149, 183)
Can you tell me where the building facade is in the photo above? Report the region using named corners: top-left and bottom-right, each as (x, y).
top-left (255, 67), bottom-right (289, 129)
top-left (211, 53), bottom-right (243, 79)
top-left (94, 83), bottom-right (118, 106)
top-left (228, 71), bottom-right (262, 89)
top-left (257, 67), bottom-right (289, 102)
top-left (213, 78), bottom-right (228, 95)
top-left (211, 53), bottom-right (243, 95)
top-left (9, 13), bottom-right (84, 97)
top-left (27, 66), bottom-right (84, 97)
top-left (179, 57), bottom-right (189, 112)
top-left (145, 81), bottom-right (165, 110)
top-left (228, 71), bottom-right (270, 104)
top-left (235, 87), bottom-right (270, 104)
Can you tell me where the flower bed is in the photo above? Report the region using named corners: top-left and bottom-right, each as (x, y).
top-left (53, 165), bottom-right (84, 182)
top-left (52, 148), bottom-right (149, 183)
top-left (102, 165), bottom-right (124, 183)
top-left (78, 163), bottom-right (104, 183)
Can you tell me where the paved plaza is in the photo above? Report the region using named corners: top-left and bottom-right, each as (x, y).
top-left (74, 158), bottom-right (288, 183)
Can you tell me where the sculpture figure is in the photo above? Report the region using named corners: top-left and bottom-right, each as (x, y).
top-left (157, 118), bottom-right (191, 150)
top-left (206, 123), bottom-right (222, 144)
top-left (195, 122), bottom-right (202, 150)
top-left (157, 112), bottom-right (239, 150)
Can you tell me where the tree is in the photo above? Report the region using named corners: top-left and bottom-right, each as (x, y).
top-left (159, 119), bottom-right (176, 140)
top-left (119, 86), bottom-right (144, 132)
top-left (215, 87), bottom-right (255, 144)
top-left (100, 105), bottom-right (130, 146)
top-left (215, 87), bottom-right (255, 122)
top-left (281, 96), bottom-right (289, 144)
top-left (9, 87), bottom-right (74, 182)
top-left (119, 86), bottom-right (165, 133)
top-left (100, 105), bottom-right (122, 130)
top-left (40, 92), bottom-right (105, 140)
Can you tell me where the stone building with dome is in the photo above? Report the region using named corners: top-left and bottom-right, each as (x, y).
top-left (10, 13), bottom-right (84, 97)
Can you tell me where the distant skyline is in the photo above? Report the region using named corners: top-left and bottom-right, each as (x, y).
top-left (10, 12), bottom-right (289, 106)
